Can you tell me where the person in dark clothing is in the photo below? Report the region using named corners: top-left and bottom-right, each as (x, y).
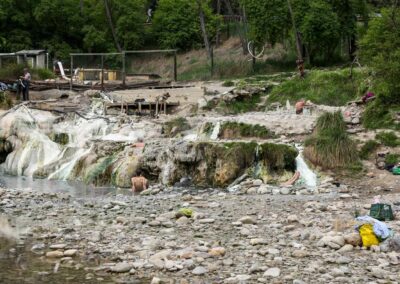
top-left (146, 0), bottom-right (158, 23)
top-left (20, 68), bottom-right (31, 101)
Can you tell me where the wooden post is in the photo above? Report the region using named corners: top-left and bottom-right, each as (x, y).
top-left (156, 101), bottom-right (159, 116)
top-left (122, 52), bottom-right (126, 86)
top-left (173, 51), bottom-right (178, 81)
top-left (139, 102), bottom-right (142, 113)
top-left (101, 55), bottom-right (104, 91)
top-left (70, 55), bottom-right (73, 91)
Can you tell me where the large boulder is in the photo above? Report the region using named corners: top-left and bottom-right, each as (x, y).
top-left (141, 140), bottom-right (297, 187)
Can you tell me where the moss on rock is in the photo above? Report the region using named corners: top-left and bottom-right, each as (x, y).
top-left (163, 117), bottom-right (191, 138)
top-left (219, 122), bottom-right (273, 139)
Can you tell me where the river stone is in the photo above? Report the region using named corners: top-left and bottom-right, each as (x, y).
top-left (50, 244), bottom-right (66, 249)
top-left (239, 216), bottom-right (257, 224)
top-left (263, 267), bottom-right (280, 278)
top-left (208, 247), bottom-right (226, 257)
top-left (192, 266), bottom-right (208, 275)
top-left (111, 262), bottom-right (134, 273)
top-left (46, 251), bottom-right (64, 258)
top-left (63, 249), bottom-right (78, 257)
top-left (344, 233), bottom-right (362, 247)
top-left (250, 238), bottom-right (268, 246)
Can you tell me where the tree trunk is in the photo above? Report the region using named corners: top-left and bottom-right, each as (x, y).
top-left (103, 0), bottom-right (122, 52)
top-left (223, 0), bottom-right (234, 15)
top-left (215, 0), bottom-right (221, 47)
top-left (239, 5), bottom-right (249, 55)
top-left (287, 0), bottom-right (303, 61)
top-left (197, 0), bottom-right (212, 59)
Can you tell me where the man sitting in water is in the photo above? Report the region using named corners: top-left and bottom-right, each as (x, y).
top-left (131, 171), bottom-right (148, 193)
top-left (295, 99), bottom-right (305, 115)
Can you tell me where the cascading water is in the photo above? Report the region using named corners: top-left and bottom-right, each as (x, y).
top-left (254, 144), bottom-right (262, 178)
top-left (210, 121), bottom-right (221, 140)
top-left (295, 144), bottom-right (317, 187)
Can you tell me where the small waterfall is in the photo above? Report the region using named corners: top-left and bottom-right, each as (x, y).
top-left (210, 121), bottom-right (221, 140)
top-left (295, 145), bottom-right (317, 187)
top-left (254, 144), bottom-right (262, 178)
top-left (48, 147), bottom-right (92, 180)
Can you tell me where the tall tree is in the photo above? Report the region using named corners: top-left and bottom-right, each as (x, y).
top-left (287, 0), bottom-right (303, 60)
top-left (103, 0), bottom-right (122, 52)
top-left (197, 0), bottom-right (212, 59)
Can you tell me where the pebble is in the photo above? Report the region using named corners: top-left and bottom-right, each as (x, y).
top-left (46, 251), bottom-right (64, 258)
top-left (263, 267), bottom-right (281, 278)
top-left (111, 262), bottom-right (134, 273)
top-left (192, 266), bottom-right (208, 275)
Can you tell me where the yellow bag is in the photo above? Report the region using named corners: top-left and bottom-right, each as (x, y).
top-left (359, 224), bottom-right (379, 247)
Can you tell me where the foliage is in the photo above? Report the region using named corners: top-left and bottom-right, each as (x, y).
top-left (358, 7), bottom-right (400, 130)
top-left (0, 64), bottom-right (55, 80)
top-left (152, 0), bottom-right (218, 50)
top-left (376, 131), bottom-right (400, 147)
top-left (240, 0), bottom-right (289, 46)
top-left (304, 112), bottom-right (360, 170)
top-left (220, 122), bottom-right (273, 139)
top-left (222, 80), bottom-right (235, 87)
top-left (362, 99), bottom-right (400, 130)
top-left (385, 154), bottom-right (400, 165)
top-left (359, 8), bottom-right (400, 105)
top-left (359, 140), bottom-right (380, 160)
top-left (164, 117), bottom-right (191, 137)
top-left (0, 91), bottom-right (13, 109)
top-left (0, 0), bottom-right (147, 60)
top-left (299, 0), bottom-right (341, 60)
top-left (268, 68), bottom-right (366, 106)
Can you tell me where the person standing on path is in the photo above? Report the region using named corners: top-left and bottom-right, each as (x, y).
top-left (21, 68), bottom-right (31, 101)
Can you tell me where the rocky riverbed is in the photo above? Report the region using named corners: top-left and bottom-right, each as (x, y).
top-left (1, 182), bottom-right (400, 284)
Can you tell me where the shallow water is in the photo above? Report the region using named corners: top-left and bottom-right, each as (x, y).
top-left (0, 174), bottom-right (132, 199)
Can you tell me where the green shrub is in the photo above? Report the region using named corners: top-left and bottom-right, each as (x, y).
top-left (222, 80), bottom-right (235, 87)
top-left (36, 68), bottom-right (55, 80)
top-left (0, 91), bottom-right (13, 109)
top-left (362, 99), bottom-right (400, 130)
top-left (376, 131), bottom-right (400, 147)
top-left (304, 112), bottom-right (360, 170)
top-left (359, 140), bottom-right (380, 160)
top-left (385, 154), bottom-right (400, 165)
top-left (0, 63), bottom-right (55, 81)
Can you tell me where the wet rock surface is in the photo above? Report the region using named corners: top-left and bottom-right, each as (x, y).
top-left (1, 186), bottom-right (400, 283)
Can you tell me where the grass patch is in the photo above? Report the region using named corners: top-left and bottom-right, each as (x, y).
top-left (220, 122), bottom-right (273, 139)
top-left (222, 80), bottom-right (235, 87)
top-left (359, 140), bottom-right (380, 160)
top-left (268, 68), bottom-right (367, 106)
top-left (204, 92), bottom-right (264, 114)
top-left (164, 117), bottom-right (191, 137)
top-left (223, 93), bottom-right (264, 114)
top-left (304, 111), bottom-right (361, 170)
top-left (362, 100), bottom-right (400, 130)
top-left (0, 64), bottom-right (55, 80)
top-left (385, 154), bottom-right (400, 165)
top-left (376, 131), bottom-right (400, 147)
